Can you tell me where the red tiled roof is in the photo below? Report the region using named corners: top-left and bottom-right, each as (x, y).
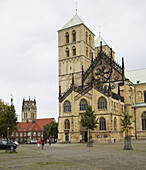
top-left (16, 118), bottom-right (55, 132)
top-left (33, 118), bottom-right (55, 130)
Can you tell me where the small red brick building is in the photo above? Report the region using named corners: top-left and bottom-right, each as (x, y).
top-left (10, 118), bottom-right (55, 143)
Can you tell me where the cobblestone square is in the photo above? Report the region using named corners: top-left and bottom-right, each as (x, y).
top-left (0, 140), bottom-right (146, 170)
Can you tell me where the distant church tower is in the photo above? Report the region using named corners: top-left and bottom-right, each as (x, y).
top-left (21, 97), bottom-right (37, 122)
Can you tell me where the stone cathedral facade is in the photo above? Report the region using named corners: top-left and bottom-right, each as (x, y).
top-left (21, 97), bottom-right (37, 122)
top-left (58, 14), bottom-right (146, 143)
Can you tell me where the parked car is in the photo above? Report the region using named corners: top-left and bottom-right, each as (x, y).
top-left (26, 140), bottom-right (31, 144)
top-left (0, 140), bottom-right (17, 151)
top-left (14, 141), bottom-right (19, 146)
top-left (30, 140), bottom-right (37, 144)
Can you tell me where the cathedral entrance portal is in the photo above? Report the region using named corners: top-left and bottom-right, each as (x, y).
top-left (82, 131), bottom-right (87, 142)
top-left (65, 133), bottom-right (69, 142)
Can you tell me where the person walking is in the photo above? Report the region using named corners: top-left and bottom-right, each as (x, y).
top-left (41, 138), bottom-right (45, 150)
top-left (37, 139), bottom-right (40, 149)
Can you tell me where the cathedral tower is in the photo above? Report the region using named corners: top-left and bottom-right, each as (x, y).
top-left (58, 14), bottom-right (95, 93)
top-left (21, 97), bottom-right (37, 122)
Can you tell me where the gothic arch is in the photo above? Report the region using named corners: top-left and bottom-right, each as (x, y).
top-left (99, 117), bottom-right (106, 130)
top-left (64, 119), bottom-right (70, 129)
top-left (80, 99), bottom-right (88, 111)
top-left (63, 100), bottom-right (71, 112)
top-left (98, 97), bottom-right (107, 110)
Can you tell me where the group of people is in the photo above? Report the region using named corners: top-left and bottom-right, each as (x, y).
top-left (37, 137), bottom-right (51, 150)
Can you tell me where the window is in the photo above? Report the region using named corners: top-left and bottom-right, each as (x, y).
top-left (64, 101), bottom-right (71, 112)
top-left (80, 99), bottom-right (88, 111)
top-left (65, 119), bottom-right (70, 129)
top-left (33, 132), bottom-right (36, 136)
top-left (20, 133), bottom-right (23, 136)
top-left (100, 117), bottom-right (106, 130)
top-left (89, 34), bottom-right (91, 46)
top-left (66, 32), bottom-right (69, 43)
top-left (38, 132), bottom-right (40, 136)
top-left (86, 47), bottom-right (88, 57)
top-left (24, 132), bottom-right (26, 136)
top-left (66, 48), bottom-right (69, 57)
top-left (144, 92), bottom-right (146, 103)
top-left (72, 46), bottom-right (76, 56)
top-left (31, 113), bottom-right (34, 119)
top-left (142, 112), bottom-right (146, 130)
top-left (86, 32), bottom-right (88, 43)
top-left (16, 133), bottom-right (18, 137)
top-left (72, 30), bottom-right (76, 42)
top-left (98, 97), bottom-right (107, 109)
top-left (23, 128), bottom-right (26, 131)
top-left (114, 117), bottom-right (117, 131)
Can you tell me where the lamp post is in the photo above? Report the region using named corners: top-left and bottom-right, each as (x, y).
top-left (6, 127), bottom-right (9, 152)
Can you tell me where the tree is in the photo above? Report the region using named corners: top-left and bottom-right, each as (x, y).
top-left (81, 104), bottom-right (98, 147)
top-left (43, 121), bottom-right (58, 141)
top-left (0, 98), bottom-right (17, 138)
top-left (121, 106), bottom-right (133, 150)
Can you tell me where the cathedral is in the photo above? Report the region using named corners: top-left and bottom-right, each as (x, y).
top-left (58, 13), bottom-right (146, 143)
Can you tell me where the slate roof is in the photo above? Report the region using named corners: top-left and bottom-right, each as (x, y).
top-left (126, 68), bottom-right (146, 84)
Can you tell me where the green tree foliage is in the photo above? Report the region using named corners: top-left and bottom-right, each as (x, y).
top-left (121, 106), bottom-right (133, 137)
top-left (81, 104), bottom-right (98, 142)
top-left (0, 98), bottom-right (17, 138)
top-left (43, 121), bottom-right (58, 141)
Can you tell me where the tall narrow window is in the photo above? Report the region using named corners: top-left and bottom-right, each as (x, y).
top-left (86, 32), bottom-right (88, 43)
top-left (66, 48), bottom-right (69, 57)
top-left (142, 112), bottom-right (146, 130)
top-left (89, 34), bottom-right (91, 46)
top-left (86, 47), bottom-right (88, 57)
top-left (114, 117), bottom-right (117, 131)
top-left (100, 117), bottom-right (106, 130)
top-left (64, 101), bottom-right (71, 112)
top-left (31, 113), bottom-right (34, 119)
top-left (65, 119), bottom-right (70, 129)
top-left (80, 99), bottom-right (88, 111)
top-left (144, 92), bottom-right (146, 103)
top-left (98, 97), bottom-right (107, 109)
top-left (72, 46), bottom-right (76, 56)
top-left (66, 32), bottom-right (69, 43)
top-left (72, 30), bottom-right (76, 42)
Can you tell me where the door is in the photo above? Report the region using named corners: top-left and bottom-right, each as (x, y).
top-left (82, 131), bottom-right (87, 142)
top-left (65, 133), bottom-right (69, 142)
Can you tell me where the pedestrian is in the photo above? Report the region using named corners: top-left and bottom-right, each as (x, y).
top-left (47, 139), bottom-right (49, 145)
top-left (41, 138), bottom-right (45, 150)
top-left (49, 137), bottom-right (51, 145)
top-left (37, 139), bottom-right (40, 149)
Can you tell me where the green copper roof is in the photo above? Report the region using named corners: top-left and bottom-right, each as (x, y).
top-left (132, 103), bottom-right (146, 108)
top-left (95, 34), bottom-right (108, 48)
top-left (61, 14), bottom-right (84, 30)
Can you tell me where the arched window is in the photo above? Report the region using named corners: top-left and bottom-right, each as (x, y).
top-left (31, 113), bottom-right (34, 119)
top-left (100, 117), bottom-right (106, 130)
top-left (144, 92), bottom-right (146, 103)
top-left (89, 34), bottom-right (91, 46)
top-left (64, 101), bottom-right (71, 112)
top-left (142, 112), bottom-right (146, 130)
top-left (66, 32), bottom-right (69, 43)
top-left (80, 99), bottom-right (88, 111)
top-left (65, 119), bottom-right (70, 129)
top-left (86, 47), bottom-right (88, 57)
top-left (114, 117), bottom-right (117, 131)
top-left (72, 30), bottom-right (76, 42)
top-left (72, 46), bottom-right (76, 56)
top-left (98, 97), bottom-right (107, 109)
top-left (86, 32), bottom-right (88, 43)
top-left (66, 47), bottom-right (69, 57)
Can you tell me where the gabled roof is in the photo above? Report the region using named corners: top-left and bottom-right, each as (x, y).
top-left (126, 68), bottom-right (146, 84)
top-left (33, 118), bottom-right (55, 129)
top-left (58, 14), bottom-right (95, 35)
top-left (16, 118), bottom-right (55, 132)
top-left (61, 14), bottom-right (84, 30)
top-left (95, 34), bottom-right (108, 48)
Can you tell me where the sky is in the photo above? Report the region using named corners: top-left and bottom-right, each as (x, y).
top-left (0, 0), bottom-right (146, 122)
